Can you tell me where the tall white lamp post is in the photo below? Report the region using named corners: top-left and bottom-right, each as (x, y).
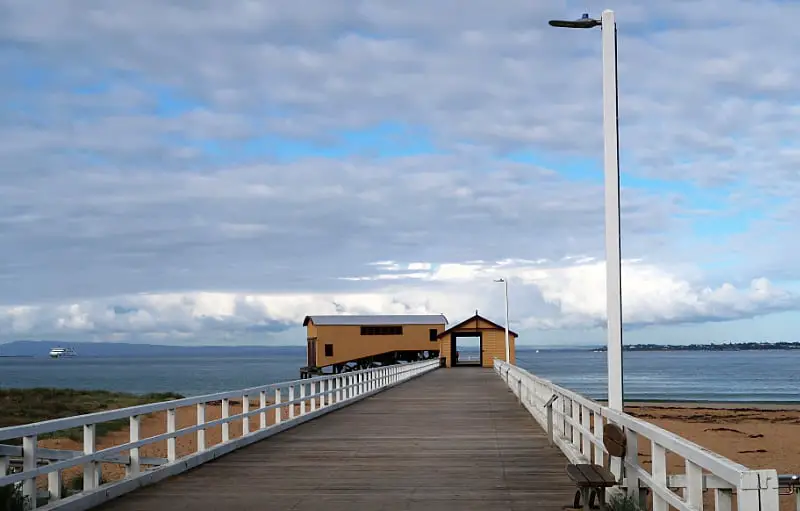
top-left (548, 10), bottom-right (624, 412)
top-left (494, 278), bottom-right (510, 364)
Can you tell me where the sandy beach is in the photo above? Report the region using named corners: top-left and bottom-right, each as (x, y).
top-left (627, 403), bottom-right (800, 510)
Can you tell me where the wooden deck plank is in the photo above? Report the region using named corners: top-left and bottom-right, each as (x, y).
top-left (98, 368), bottom-right (576, 511)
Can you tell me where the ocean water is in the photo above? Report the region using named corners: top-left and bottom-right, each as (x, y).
top-left (1, 348), bottom-right (799, 402)
top-left (516, 349), bottom-right (800, 403)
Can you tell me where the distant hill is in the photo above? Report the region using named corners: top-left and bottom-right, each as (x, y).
top-left (0, 340), bottom-right (304, 358)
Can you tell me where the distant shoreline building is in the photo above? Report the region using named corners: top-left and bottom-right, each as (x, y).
top-left (301, 312), bottom-right (516, 377)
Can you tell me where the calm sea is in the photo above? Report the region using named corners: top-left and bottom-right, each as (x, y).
top-left (1, 348), bottom-right (798, 403)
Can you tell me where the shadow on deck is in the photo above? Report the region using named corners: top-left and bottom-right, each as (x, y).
top-left (98, 368), bottom-right (575, 511)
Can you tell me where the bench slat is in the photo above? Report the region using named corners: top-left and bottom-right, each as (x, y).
top-left (566, 463), bottom-right (616, 488)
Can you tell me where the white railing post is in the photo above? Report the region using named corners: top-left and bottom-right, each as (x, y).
top-left (581, 405), bottom-right (591, 458)
top-left (737, 470), bottom-right (779, 511)
top-left (651, 442), bottom-right (667, 511)
top-left (48, 461), bottom-right (62, 502)
top-left (274, 388), bottom-right (282, 424)
top-left (593, 412), bottom-right (604, 465)
top-left (288, 386), bottom-right (295, 419)
top-left (83, 424), bottom-right (98, 491)
top-left (336, 376), bottom-right (342, 402)
top-left (715, 488), bottom-right (733, 511)
top-left (222, 398), bottom-right (230, 442)
top-left (545, 395), bottom-right (558, 447)
top-left (311, 382), bottom-right (317, 412)
top-left (259, 391), bottom-right (267, 429)
top-left (626, 429), bottom-right (642, 504)
top-left (23, 434), bottom-right (37, 509)
top-left (684, 460), bottom-right (702, 507)
top-left (129, 414), bottom-right (141, 475)
top-left (571, 399), bottom-right (579, 448)
top-left (167, 408), bottom-right (177, 463)
top-left (196, 404), bottom-right (206, 452)
top-left (241, 395), bottom-right (250, 435)
top-left (300, 384), bottom-right (306, 415)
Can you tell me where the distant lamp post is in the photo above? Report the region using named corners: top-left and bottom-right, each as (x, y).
top-left (548, 10), bottom-right (624, 412)
top-left (494, 278), bottom-right (511, 364)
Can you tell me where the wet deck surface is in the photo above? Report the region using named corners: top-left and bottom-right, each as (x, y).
top-left (99, 368), bottom-right (576, 511)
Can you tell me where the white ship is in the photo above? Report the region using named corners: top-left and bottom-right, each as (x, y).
top-left (49, 347), bottom-right (77, 358)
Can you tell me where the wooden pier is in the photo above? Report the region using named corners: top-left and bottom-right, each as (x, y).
top-left (0, 359), bottom-right (784, 511)
top-left (96, 369), bottom-right (575, 510)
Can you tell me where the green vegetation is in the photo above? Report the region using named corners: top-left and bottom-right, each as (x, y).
top-left (0, 388), bottom-right (184, 442)
top-left (0, 474), bottom-right (27, 511)
top-left (607, 493), bottom-right (645, 511)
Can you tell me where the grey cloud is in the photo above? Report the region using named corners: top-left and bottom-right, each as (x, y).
top-left (0, 151), bottom-right (681, 304)
top-left (0, 0), bottom-right (798, 336)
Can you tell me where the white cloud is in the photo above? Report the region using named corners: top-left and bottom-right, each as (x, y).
top-left (1, 258), bottom-right (794, 344)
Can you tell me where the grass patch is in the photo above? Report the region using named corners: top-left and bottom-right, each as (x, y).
top-left (608, 493), bottom-right (646, 511)
top-left (0, 474), bottom-right (27, 511)
top-left (0, 388), bottom-right (184, 443)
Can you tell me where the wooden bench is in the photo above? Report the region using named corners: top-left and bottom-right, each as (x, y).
top-left (565, 423), bottom-right (626, 510)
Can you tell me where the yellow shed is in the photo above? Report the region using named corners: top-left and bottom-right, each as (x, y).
top-left (302, 314), bottom-right (448, 375)
top-left (437, 313), bottom-right (517, 368)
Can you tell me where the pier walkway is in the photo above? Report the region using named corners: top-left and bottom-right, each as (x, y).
top-left (98, 369), bottom-right (574, 510)
top-left (0, 359), bottom-right (784, 511)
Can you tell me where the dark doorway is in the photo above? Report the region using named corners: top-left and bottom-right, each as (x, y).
top-left (307, 338), bottom-right (317, 367)
top-left (451, 332), bottom-right (482, 367)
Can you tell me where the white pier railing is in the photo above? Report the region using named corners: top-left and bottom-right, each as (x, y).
top-left (0, 359), bottom-right (439, 511)
top-left (494, 360), bottom-right (781, 511)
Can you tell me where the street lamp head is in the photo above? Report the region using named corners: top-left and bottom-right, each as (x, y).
top-left (548, 13), bottom-right (601, 29)
top-left (494, 278), bottom-right (505, 283)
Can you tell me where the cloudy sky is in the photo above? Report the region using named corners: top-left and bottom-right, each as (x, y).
top-left (1, 0), bottom-right (799, 347)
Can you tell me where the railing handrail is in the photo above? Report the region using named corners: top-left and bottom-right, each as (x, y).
top-left (0, 362), bottom-right (405, 441)
top-left (493, 359), bottom-right (780, 511)
top-left (496, 361), bottom-right (750, 477)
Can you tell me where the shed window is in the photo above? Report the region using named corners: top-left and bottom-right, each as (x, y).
top-left (324, 344), bottom-right (333, 357)
top-left (429, 329), bottom-right (438, 342)
top-left (360, 325), bottom-right (403, 335)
